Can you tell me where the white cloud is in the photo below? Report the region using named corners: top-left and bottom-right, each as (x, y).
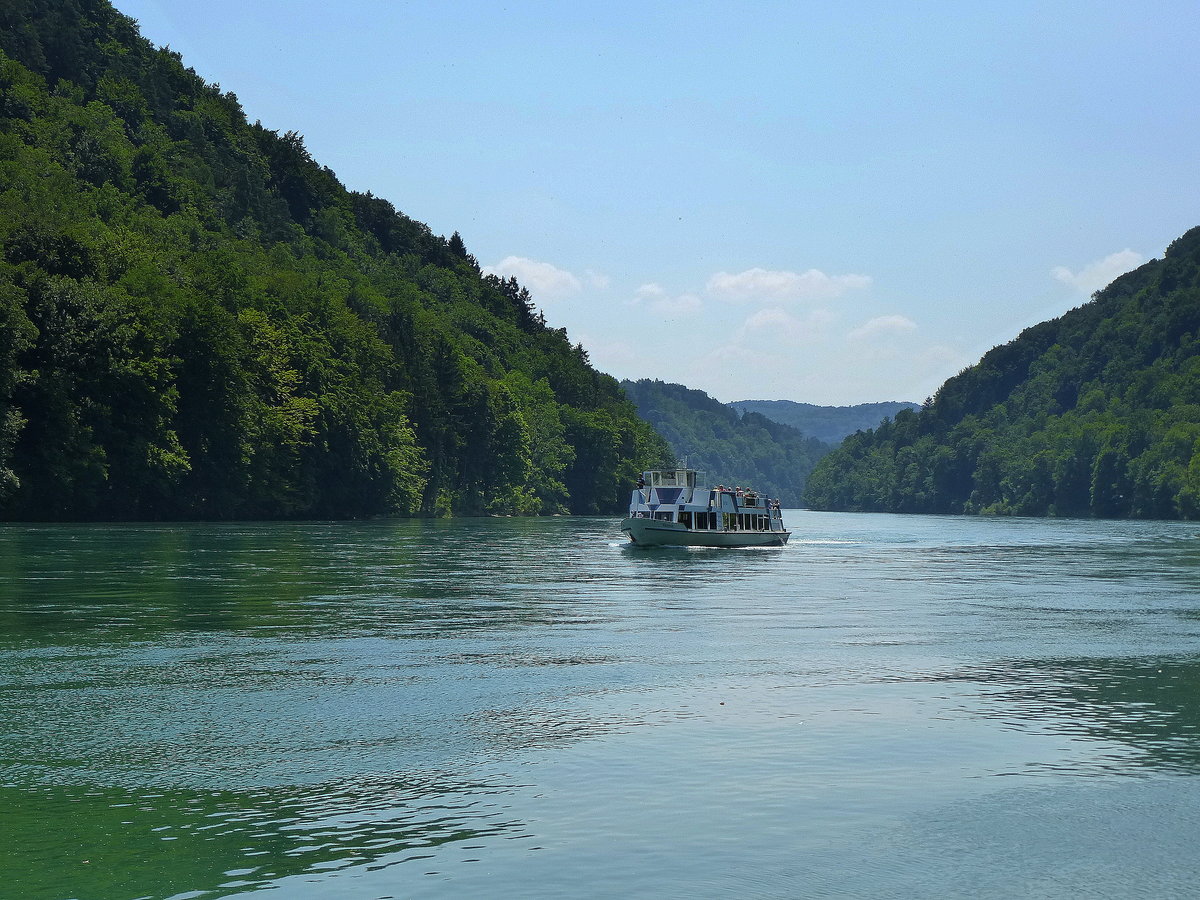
top-left (740, 307), bottom-right (834, 343)
top-left (631, 283), bottom-right (702, 316)
top-left (1051, 249), bottom-right (1144, 295)
top-left (848, 314), bottom-right (918, 341)
top-left (707, 267), bottom-right (872, 303)
top-left (584, 269), bottom-right (611, 289)
top-left (483, 256), bottom-right (582, 301)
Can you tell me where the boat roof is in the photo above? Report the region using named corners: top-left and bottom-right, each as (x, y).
top-left (639, 467), bottom-right (772, 496)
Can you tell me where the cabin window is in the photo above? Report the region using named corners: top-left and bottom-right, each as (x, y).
top-left (680, 511), bottom-right (692, 528)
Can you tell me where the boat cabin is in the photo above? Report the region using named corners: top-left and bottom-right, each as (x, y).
top-left (629, 468), bottom-right (785, 534)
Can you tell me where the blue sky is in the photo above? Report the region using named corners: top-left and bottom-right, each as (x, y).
top-left (116, 0), bottom-right (1198, 405)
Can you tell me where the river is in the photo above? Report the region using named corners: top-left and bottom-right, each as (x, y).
top-left (3, 512), bottom-right (1200, 898)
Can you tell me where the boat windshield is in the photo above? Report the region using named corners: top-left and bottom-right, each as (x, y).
top-left (646, 469), bottom-right (702, 488)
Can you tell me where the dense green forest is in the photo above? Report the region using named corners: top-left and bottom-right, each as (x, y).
top-left (621, 379), bottom-right (830, 505)
top-left (728, 399), bottom-right (920, 445)
top-left (0, 0), bottom-right (670, 520)
top-left (806, 225), bottom-right (1200, 519)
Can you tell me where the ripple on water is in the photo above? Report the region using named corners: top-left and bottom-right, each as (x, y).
top-left (3, 513), bottom-right (1200, 897)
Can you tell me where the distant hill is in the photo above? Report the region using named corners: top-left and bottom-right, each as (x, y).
top-left (620, 379), bottom-right (831, 505)
top-left (728, 400), bottom-right (921, 445)
top-left (806, 225), bottom-right (1200, 519)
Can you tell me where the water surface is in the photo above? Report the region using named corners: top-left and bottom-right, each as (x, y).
top-left (3, 513), bottom-right (1200, 898)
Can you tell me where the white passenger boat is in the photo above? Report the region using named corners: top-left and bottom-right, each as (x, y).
top-left (620, 467), bottom-right (790, 547)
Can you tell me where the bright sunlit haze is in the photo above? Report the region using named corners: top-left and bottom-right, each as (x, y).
top-left (117, 0), bottom-right (1199, 405)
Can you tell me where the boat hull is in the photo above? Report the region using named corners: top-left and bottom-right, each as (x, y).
top-left (621, 517), bottom-right (789, 547)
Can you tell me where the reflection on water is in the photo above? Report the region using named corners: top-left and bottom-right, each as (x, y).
top-left (1, 772), bottom-right (529, 899)
top-left (3, 513), bottom-right (1200, 897)
top-left (941, 656), bottom-right (1200, 775)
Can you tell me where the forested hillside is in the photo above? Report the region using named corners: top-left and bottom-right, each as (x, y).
top-left (728, 399), bottom-right (920, 445)
top-left (806, 226), bottom-right (1200, 519)
top-left (0, 0), bottom-right (670, 520)
top-left (621, 379), bottom-right (830, 505)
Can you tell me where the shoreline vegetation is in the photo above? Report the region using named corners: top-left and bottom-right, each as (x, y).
top-left (805, 226), bottom-right (1200, 520)
top-left (0, 0), bottom-right (670, 522)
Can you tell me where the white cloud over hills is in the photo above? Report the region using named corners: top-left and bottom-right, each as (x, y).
top-left (632, 283), bottom-right (702, 316)
top-left (483, 256), bottom-right (583, 301)
top-left (706, 267), bottom-right (872, 303)
top-left (1052, 249), bottom-right (1144, 296)
top-left (740, 307), bottom-right (835, 343)
top-left (848, 315), bottom-right (918, 341)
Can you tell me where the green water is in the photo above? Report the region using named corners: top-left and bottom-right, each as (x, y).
top-left (3, 513), bottom-right (1200, 898)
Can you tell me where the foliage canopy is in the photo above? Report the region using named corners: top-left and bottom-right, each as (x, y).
top-left (0, 0), bottom-right (669, 519)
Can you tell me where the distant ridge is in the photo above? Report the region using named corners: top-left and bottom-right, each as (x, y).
top-left (620, 379), bottom-right (831, 505)
top-left (729, 400), bottom-right (921, 446)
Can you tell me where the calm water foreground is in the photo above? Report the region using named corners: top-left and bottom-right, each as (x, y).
top-left (3, 513), bottom-right (1200, 899)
